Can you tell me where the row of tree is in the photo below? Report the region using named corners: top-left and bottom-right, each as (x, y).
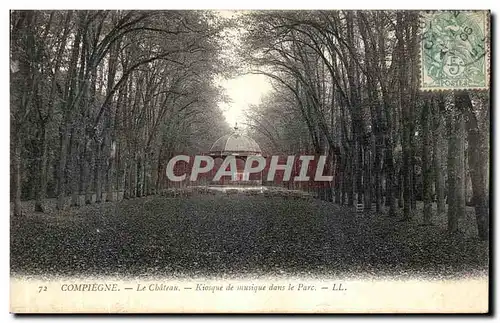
top-left (10, 10), bottom-right (232, 214)
top-left (240, 11), bottom-right (489, 240)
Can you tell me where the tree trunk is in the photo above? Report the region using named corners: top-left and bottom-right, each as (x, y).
top-left (95, 142), bottom-right (103, 203)
top-left (446, 112), bottom-right (458, 233)
top-left (422, 97), bottom-right (432, 224)
top-left (34, 124), bottom-right (48, 212)
top-left (56, 14), bottom-right (83, 210)
top-left (56, 124), bottom-right (71, 210)
top-left (374, 140), bottom-right (382, 213)
top-left (106, 146), bottom-right (115, 202)
top-left (454, 95), bottom-right (466, 221)
top-left (364, 147), bottom-right (372, 211)
top-left (457, 117), bottom-right (466, 220)
top-left (402, 126), bottom-right (411, 220)
top-left (151, 150), bottom-right (159, 195)
top-left (385, 150), bottom-right (396, 217)
top-left (123, 157), bottom-right (130, 199)
top-left (347, 150), bottom-right (354, 206)
top-left (396, 13), bottom-right (411, 220)
top-left (12, 134), bottom-right (23, 216)
top-left (446, 102), bottom-right (466, 233)
top-left (461, 92), bottom-right (489, 240)
top-left (70, 128), bottom-right (80, 207)
top-left (355, 141), bottom-right (363, 205)
top-left (83, 139), bottom-right (93, 204)
top-left (335, 159), bottom-right (342, 204)
top-left (433, 96), bottom-right (446, 215)
top-left (130, 154), bottom-right (138, 198)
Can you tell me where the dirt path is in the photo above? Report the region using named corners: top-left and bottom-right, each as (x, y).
top-left (11, 195), bottom-right (489, 279)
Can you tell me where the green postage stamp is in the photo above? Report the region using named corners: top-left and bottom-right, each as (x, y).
top-left (420, 11), bottom-right (489, 90)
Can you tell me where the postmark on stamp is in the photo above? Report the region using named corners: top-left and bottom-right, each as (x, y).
top-left (420, 11), bottom-right (489, 91)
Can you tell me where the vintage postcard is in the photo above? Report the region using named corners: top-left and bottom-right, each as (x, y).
top-left (9, 9), bottom-right (490, 313)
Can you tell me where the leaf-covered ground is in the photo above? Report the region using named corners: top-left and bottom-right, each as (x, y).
top-left (11, 194), bottom-right (489, 279)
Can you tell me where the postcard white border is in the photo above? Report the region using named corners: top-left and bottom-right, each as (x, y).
top-left (2, 0), bottom-right (497, 321)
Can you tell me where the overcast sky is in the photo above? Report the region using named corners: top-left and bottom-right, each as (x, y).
top-left (216, 11), bottom-right (272, 129)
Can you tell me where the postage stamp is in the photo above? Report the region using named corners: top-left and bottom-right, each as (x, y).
top-left (420, 11), bottom-right (489, 90)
